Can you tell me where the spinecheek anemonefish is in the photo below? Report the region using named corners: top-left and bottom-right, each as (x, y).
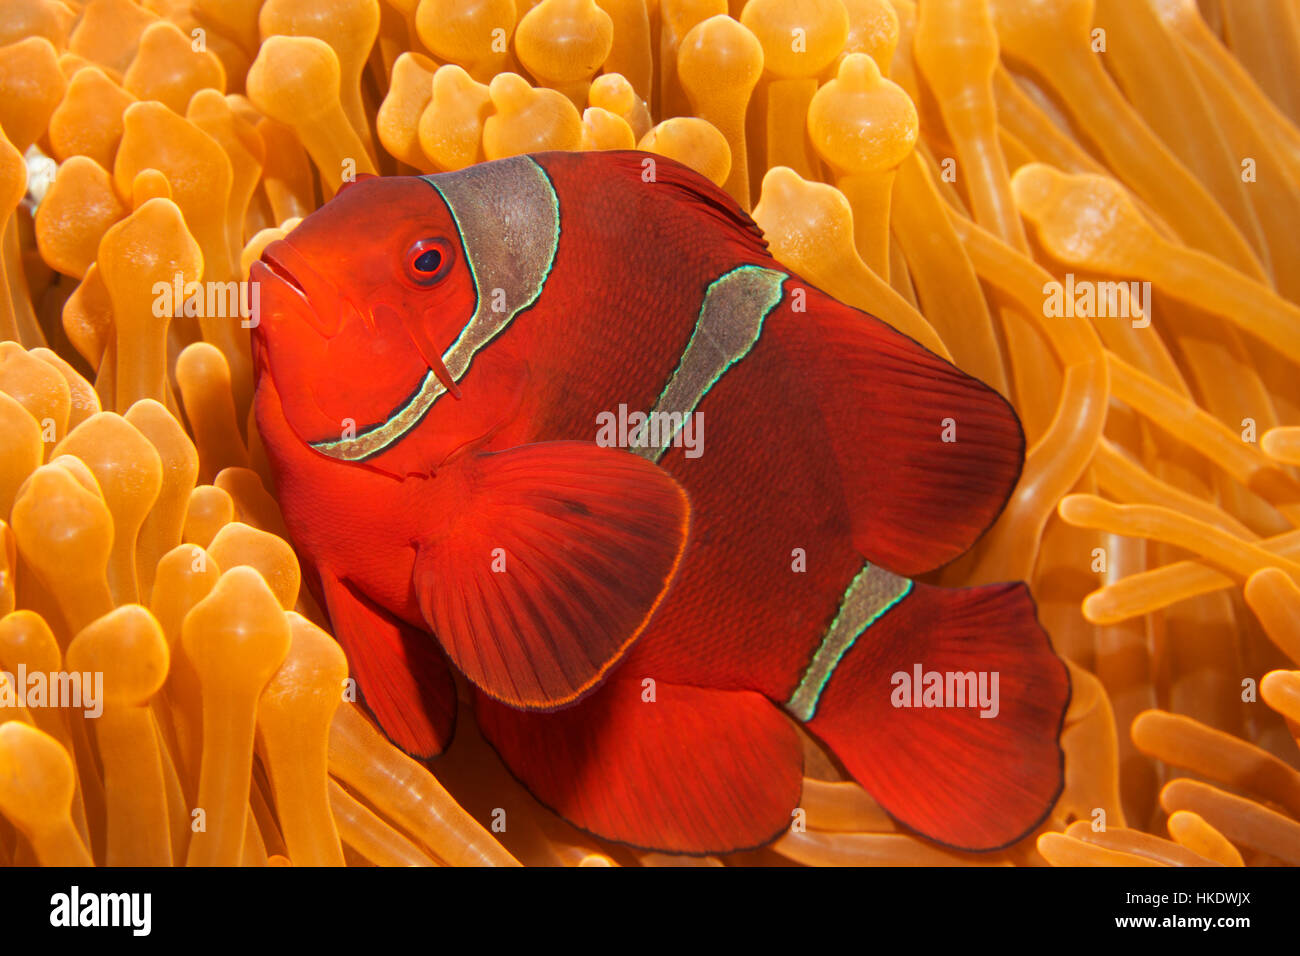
top-left (249, 150), bottom-right (1070, 855)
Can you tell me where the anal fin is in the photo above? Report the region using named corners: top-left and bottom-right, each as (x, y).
top-left (475, 678), bottom-right (802, 855)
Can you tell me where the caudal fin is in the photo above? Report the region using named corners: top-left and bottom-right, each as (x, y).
top-left (806, 578), bottom-right (1069, 851)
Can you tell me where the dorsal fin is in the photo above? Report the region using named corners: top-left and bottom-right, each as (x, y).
top-left (535, 149), bottom-right (771, 259)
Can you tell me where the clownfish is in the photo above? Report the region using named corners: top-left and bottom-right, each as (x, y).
top-left (249, 151), bottom-right (1070, 856)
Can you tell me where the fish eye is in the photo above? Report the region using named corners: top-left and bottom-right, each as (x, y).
top-left (405, 237), bottom-right (454, 286)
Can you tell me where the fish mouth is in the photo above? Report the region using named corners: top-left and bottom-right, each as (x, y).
top-left (254, 240), bottom-right (463, 412)
top-left (255, 239), bottom-right (351, 336)
top-left (259, 249), bottom-right (309, 301)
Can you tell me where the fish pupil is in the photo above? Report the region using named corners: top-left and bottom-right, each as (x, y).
top-left (414, 248), bottom-right (442, 274)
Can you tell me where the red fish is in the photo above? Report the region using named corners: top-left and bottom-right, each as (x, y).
top-left (249, 151), bottom-right (1070, 855)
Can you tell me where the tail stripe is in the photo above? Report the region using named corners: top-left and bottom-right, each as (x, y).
top-left (784, 562), bottom-right (912, 722)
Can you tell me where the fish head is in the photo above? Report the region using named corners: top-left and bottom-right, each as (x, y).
top-left (250, 175), bottom-right (479, 453)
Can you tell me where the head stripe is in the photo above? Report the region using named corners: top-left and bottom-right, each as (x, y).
top-left (310, 156), bottom-right (560, 461)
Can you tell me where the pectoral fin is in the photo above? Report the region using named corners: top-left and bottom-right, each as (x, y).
top-left (414, 441), bottom-right (691, 711)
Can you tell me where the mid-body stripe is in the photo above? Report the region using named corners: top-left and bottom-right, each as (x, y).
top-left (310, 155), bottom-right (560, 461)
top-left (632, 264), bottom-right (787, 463)
top-left (785, 563), bottom-right (913, 723)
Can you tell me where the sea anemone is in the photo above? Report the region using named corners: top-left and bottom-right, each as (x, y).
top-left (0, 0), bottom-right (1297, 867)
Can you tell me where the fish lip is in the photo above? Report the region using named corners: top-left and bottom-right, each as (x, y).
top-left (255, 239), bottom-right (343, 336)
top-left (249, 259), bottom-right (315, 334)
top-left (259, 247), bottom-right (310, 301)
